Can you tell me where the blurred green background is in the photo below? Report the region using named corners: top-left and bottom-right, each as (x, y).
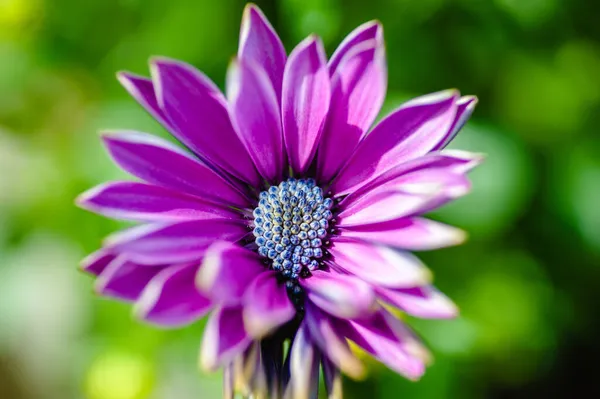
top-left (1, 0), bottom-right (599, 398)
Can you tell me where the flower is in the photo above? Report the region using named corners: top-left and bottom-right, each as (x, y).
top-left (77, 3), bottom-right (482, 398)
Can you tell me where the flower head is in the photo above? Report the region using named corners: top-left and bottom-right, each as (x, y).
top-left (77, 4), bottom-right (482, 398)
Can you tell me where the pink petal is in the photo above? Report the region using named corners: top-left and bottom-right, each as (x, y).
top-left (94, 256), bottom-right (163, 302)
top-left (238, 4), bottom-right (286, 102)
top-left (282, 36), bottom-right (331, 174)
top-left (102, 131), bottom-right (251, 208)
top-left (242, 271), bottom-right (295, 338)
top-left (287, 323), bottom-right (320, 399)
top-left (150, 57), bottom-right (260, 185)
top-left (317, 39), bottom-right (387, 183)
top-left (200, 305), bottom-right (252, 371)
top-left (376, 285), bottom-right (458, 319)
top-left (300, 270), bottom-right (376, 319)
top-left (80, 248), bottom-right (115, 276)
top-left (196, 241), bottom-right (265, 304)
top-left (330, 90), bottom-right (460, 196)
top-left (104, 219), bottom-right (249, 265)
top-left (328, 21), bottom-right (382, 74)
top-left (328, 238), bottom-right (431, 288)
top-left (77, 181), bottom-right (239, 222)
top-left (135, 263), bottom-right (212, 327)
top-left (432, 96), bottom-right (478, 151)
top-left (226, 58), bottom-right (284, 182)
top-left (339, 217), bottom-right (467, 251)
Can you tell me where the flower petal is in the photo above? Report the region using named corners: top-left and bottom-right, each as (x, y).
top-left (242, 271), bottom-right (295, 339)
top-left (134, 263), bottom-right (212, 326)
top-left (331, 90), bottom-right (460, 196)
top-left (80, 248), bottom-right (115, 275)
top-left (328, 238), bottom-right (431, 288)
top-left (94, 256), bottom-right (163, 301)
top-left (238, 4), bottom-right (286, 102)
top-left (328, 20), bottom-right (382, 74)
top-left (322, 357), bottom-right (343, 399)
top-left (151, 57), bottom-right (260, 185)
top-left (300, 270), bottom-right (377, 319)
top-left (282, 36), bottom-right (331, 174)
top-left (102, 131), bottom-right (251, 207)
top-left (288, 324), bottom-right (320, 399)
top-left (339, 217), bottom-right (467, 251)
top-left (338, 309), bottom-right (427, 380)
top-left (77, 181), bottom-right (239, 222)
top-left (317, 39), bottom-right (387, 183)
top-left (304, 303), bottom-right (364, 379)
top-left (196, 241), bottom-right (265, 304)
top-left (376, 285), bottom-right (458, 319)
top-left (200, 305), bottom-right (252, 371)
top-left (104, 219), bottom-right (249, 265)
top-left (116, 72), bottom-right (173, 131)
top-left (432, 96), bottom-right (478, 151)
top-left (227, 58), bottom-right (284, 182)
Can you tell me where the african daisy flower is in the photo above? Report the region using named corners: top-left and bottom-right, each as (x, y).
top-left (77, 3), bottom-right (482, 398)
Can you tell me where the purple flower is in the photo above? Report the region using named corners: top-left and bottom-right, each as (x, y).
top-left (77, 4), bottom-right (482, 398)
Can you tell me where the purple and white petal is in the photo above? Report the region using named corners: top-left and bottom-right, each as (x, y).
top-left (227, 58), bottom-right (285, 182)
top-left (328, 21), bottom-right (382, 74)
top-left (77, 181), bottom-right (239, 222)
top-left (135, 263), bottom-right (212, 326)
top-left (376, 285), bottom-right (458, 319)
top-left (196, 241), bottom-right (265, 304)
top-left (94, 256), bottom-right (163, 302)
top-left (331, 90), bottom-right (459, 196)
top-left (151, 58), bottom-right (260, 185)
top-left (104, 219), bottom-right (249, 265)
top-left (282, 36), bottom-right (331, 174)
top-left (432, 96), bottom-right (478, 151)
top-left (102, 131), bottom-right (251, 207)
top-left (317, 39), bottom-right (387, 183)
top-left (328, 238), bottom-right (431, 288)
top-left (339, 217), bottom-right (467, 251)
top-left (300, 270), bottom-right (376, 319)
top-left (322, 357), bottom-right (343, 399)
top-left (200, 305), bottom-right (252, 371)
top-left (287, 323), bottom-right (320, 399)
top-left (116, 72), bottom-right (173, 131)
top-left (80, 248), bottom-right (115, 276)
top-left (242, 271), bottom-right (296, 339)
top-left (304, 303), bottom-right (364, 379)
top-left (238, 4), bottom-right (287, 102)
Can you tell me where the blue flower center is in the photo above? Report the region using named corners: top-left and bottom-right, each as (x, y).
top-left (252, 178), bottom-right (333, 285)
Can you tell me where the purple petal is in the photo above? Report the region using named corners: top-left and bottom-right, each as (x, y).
top-left (196, 241), bottom-right (265, 304)
top-left (300, 270), bottom-right (376, 319)
top-left (116, 72), bottom-right (173, 132)
top-left (341, 150), bottom-right (483, 205)
top-left (322, 357), bottom-right (343, 399)
top-left (77, 181), bottom-right (239, 222)
top-left (282, 36), bottom-right (331, 174)
top-left (238, 4), bottom-right (286, 102)
top-left (80, 248), bottom-right (115, 275)
top-left (304, 303), bottom-right (364, 379)
top-left (317, 40), bottom-right (387, 183)
top-left (104, 219), bottom-right (249, 265)
top-left (339, 217), bottom-right (467, 251)
top-left (226, 59), bottom-right (285, 182)
top-left (330, 90), bottom-right (460, 196)
top-left (94, 256), bottom-right (163, 302)
top-left (376, 285), bottom-right (458, 319)
top-left (134, 263), bottom-right (212, 327)
top-left (338, 309), bottom-right (427, 380)
top-left (328, 21), bottom-right (382, 74)
top-left (150, 58), bottom-right (260, 185)
top-left (102, 131), bottom-right (251, 208)
top-left (328, 238), bottom-right (431, 288)
top-left (242, 271), bottom-right (295, 339)
top-left (432, 96), bottom-right (478, 151)
top-left (200, 305), bottom-right (252, 371)
top-left (288, 323), bottom-right (320, 399)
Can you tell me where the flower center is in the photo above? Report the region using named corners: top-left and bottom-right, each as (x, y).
top-left (252, 178), bottom-right (333, 285)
